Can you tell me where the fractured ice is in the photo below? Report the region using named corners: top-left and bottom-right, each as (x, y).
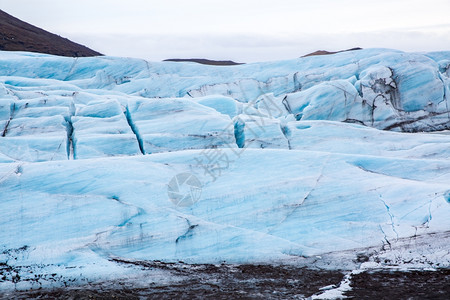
top-left (0, 49), bottom-right (449, 289)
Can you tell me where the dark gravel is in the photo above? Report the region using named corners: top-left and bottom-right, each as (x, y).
top-left (2, 263), bottom-right (449, 299)
top-left (345, 269), bottom-right (450, 300)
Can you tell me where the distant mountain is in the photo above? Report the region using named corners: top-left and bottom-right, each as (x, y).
top-left (0, 9), bottom-right (101, 57)
top-left (302, 47), bottom-right (362, 57)
top-left (164, 58), bottom-right (244, 66)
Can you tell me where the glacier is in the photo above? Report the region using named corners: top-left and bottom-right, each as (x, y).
top-left (0, 48), bottom-right (449, 291)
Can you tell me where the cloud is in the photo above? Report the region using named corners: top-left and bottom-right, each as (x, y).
top-left (2, 0), bottom-right (450, 62)
top-left (68, 29), bottom-right (450, 63)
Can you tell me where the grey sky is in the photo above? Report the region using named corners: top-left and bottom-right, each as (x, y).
top-left (1, 0), bottom-right (449, 62)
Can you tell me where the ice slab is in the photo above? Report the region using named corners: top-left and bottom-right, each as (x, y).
top-left (126, 98), bottom-right (237, 154)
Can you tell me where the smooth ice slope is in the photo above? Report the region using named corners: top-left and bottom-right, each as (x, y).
top-left (0, 49), bottom-right (449, 289)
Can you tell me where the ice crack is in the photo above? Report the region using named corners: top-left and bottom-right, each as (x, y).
top-left (125, 104), bottom-right (145, 154)
top-left (379, 195), bottom-right (399, 241)
top-left (269, 156), bottom-right (329, 232)
top-left (176, 217), bottom-right (198, 244)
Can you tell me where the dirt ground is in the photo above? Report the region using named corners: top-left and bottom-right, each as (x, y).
top-left (2, 263), bottom-right (449, 299)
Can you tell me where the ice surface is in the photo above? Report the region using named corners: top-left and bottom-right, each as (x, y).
top-left (286, 120), bottom-right (450, 159)
top-left (0, 150), bottom-right (449, 267)
top-left (126, 97), bottom-right (236, 154)
top-left (234, 114), bottom-right (289, 149)
top-left (0, 49), bottom-right (449, 289)
top-left (190, 95), bottom-right (241, 118)
top-left (72, 100), bottom-right (141, 159)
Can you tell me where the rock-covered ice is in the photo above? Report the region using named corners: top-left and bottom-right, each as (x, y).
top-left (0, 49), bottom-right (449, 290)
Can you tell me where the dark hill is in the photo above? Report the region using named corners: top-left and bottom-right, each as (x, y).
top-left (0, 9), bottom-right (102, 57)
top-left (302, 47), bottom-right (362, 57)
top-left (163, 58), bottom-right (244, 66)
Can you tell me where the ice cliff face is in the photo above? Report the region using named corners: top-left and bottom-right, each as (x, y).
top-left (0, 49), bottom-right (449, 161)
top-left (0, 49), bottom-right (449, 290)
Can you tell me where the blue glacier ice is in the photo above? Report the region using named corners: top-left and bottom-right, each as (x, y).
top-left (0, 49), bottom-right (449, 290)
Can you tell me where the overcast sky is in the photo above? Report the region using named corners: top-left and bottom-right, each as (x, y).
top-left (1, 0), bottom-right (450, 62)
